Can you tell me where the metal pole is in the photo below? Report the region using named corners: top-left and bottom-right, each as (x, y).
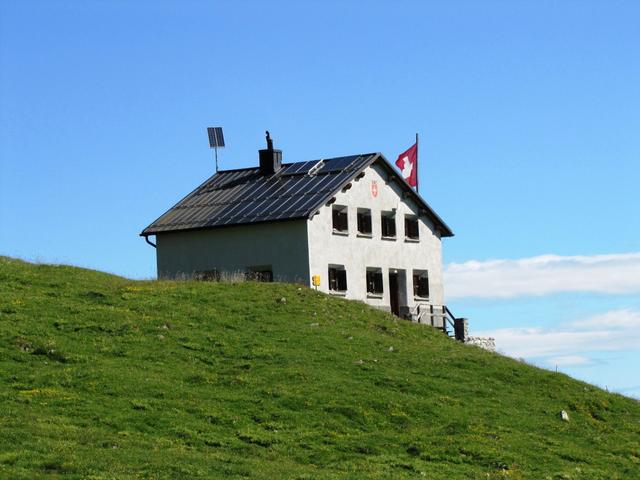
top-left (415, 132), bottom-right (419, 194)
top-left (215, 146), bottom-right (219, 173)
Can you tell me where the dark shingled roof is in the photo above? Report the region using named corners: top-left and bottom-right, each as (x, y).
top-left (141, 153), bottom-right (453, 237)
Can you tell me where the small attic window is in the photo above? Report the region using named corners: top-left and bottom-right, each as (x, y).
top-left (381, 211), bottom-right (396, 238)
top-left (332, 205), bottom-right (348, 234)
top-left (357, 208), bottom-right (372, 236)
top-left (405, 215), bottom-right (419, 240)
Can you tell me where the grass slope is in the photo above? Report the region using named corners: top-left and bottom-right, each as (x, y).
top-left (0, 257), bottom-right (638, 479)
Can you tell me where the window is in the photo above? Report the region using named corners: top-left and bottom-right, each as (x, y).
top-left (246, 266), bottom-right (273, 282)
top-left (332, 205), bottom-right (348, 233)
top-left (381, 211), bottom-right (396, 238)
top-left (405, 215), bottom-right (419, 240)
top-left (413, 270), bottom-right (429, 298)
top-left (366, 268), bottom-right (383, 295)
top-left (357, 208), bottom-right (372, 235)
top-left (328, 265), bottom-right (347, 292)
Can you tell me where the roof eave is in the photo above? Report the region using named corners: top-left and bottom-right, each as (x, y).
top-left (140, 215), bottom-right (311, 237)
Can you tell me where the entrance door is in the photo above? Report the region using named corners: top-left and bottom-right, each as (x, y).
top-left (389, 272), bottom-right (400, 316)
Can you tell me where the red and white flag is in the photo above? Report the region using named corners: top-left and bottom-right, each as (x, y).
top-left (395, 142), bottom-right (418, 187)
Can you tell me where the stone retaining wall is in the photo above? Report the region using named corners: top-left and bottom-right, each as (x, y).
top-left (465, 336), bottom-right (496, 352)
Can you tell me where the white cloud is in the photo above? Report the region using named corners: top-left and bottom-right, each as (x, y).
top-left (568, 308), bottom-right (640, 329)
top-left (445, 252), bottom-right (640, 299)
top-left (476, 308), bottom-right (640, 359)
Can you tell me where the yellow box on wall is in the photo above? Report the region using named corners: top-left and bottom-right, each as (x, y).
top-left (312, 275), bottom-right (321, 287)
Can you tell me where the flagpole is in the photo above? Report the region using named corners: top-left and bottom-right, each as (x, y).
top-left (415, 132), bottom-right (419, 194)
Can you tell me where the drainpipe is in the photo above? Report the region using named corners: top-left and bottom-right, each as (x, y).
top-left (143, 234), bottom-right (156, 248)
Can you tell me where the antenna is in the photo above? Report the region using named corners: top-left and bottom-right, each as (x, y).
top-left (206, 127), bottom-right (225, 173)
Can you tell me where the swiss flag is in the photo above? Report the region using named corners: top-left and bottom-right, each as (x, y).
top-left (395, 143), bottom-right (418, 187)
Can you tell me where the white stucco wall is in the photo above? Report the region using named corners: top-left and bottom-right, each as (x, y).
top-left (306, 163), bottom-right (445, 313)
top-left (155, 220), bottom-right (310, 282)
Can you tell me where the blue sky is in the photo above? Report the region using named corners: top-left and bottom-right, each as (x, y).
top-left (1, 1), bottom-right (638, 397)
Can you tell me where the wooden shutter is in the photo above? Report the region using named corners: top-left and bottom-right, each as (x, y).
top-left (374, 272), bottom-right (383, 293)
top-left (367, 270), bottom-right (383, 294)
top-left (420, 275), bottom-right (429, 298)
top-left (382, 215), bottom-right (390, 236)
top-left (419, 274), bottom-right (429, 297)
top-left (328, 268), bottom-right (337, 291)
top-left (337, 269), bottom-right (347, 291)
top-left (413, 273), bottom-right (429, 297)
top-left (339, 211), bottom-right (348, 231)
top-left (358, 211), bottom-right (372, 234)
top-left (405, 218), bottom-right (419, 239)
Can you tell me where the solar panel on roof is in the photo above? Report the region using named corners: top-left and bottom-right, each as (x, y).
top-left (140, 152), bottom-right (452, 237)
top-left (282, 163), bottom-right (303, 174)
top-left (281, 160), bottom-right (317, 175)
top-left (316, 155), bottom-right (362, 173)
top-left (207, 127), bottom-right (225, 148)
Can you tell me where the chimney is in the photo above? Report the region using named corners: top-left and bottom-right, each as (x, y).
top-left (259, 130), bottom-right (282, 175)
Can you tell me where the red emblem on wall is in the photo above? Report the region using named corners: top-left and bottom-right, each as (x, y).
top-left (371, 180), bottom-right (378, 198)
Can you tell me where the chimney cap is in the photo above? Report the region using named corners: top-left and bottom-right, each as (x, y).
top-left (265, 130), bottom-right (273, 150)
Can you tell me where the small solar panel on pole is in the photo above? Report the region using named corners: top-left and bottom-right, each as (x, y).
top-left (207, 127), bottom-right (225, 173)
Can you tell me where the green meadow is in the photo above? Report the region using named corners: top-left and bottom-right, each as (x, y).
top-left (0, 257), bottom-right (638, 479)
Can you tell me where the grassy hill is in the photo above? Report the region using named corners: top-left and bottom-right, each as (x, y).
top-left (0, 257), bottom-right (638, 479)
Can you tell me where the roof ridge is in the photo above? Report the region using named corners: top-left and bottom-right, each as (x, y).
top-left (216, 152), bottom-right (380, 174)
